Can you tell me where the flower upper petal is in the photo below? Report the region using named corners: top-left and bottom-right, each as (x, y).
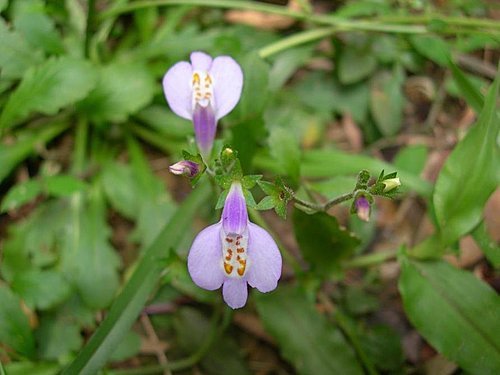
top-left (190, 51), bottom-right (213, 71)
top-left (187, 222), bottom-right (225, 290)
top-left (162, 61), bottom-right (193, 120)
top-left (222, 278), bottom-right (248, 309)
top-left (246, 223), bottom-right (282, 293)
top-left (222, 182), bottom-right (248, 235)
top-left (209, 56), bottom-right (243, 120)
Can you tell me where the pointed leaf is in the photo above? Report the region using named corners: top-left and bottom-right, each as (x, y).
top-left (399, 257), bottom-right (500, 374)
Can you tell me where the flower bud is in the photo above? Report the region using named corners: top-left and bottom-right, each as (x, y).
top-left (382, 177), bottom-right (401, 192)
top-left (354, 196), bottom-right (371, 222)
top-left (169, 160), bottom-right (199, 178)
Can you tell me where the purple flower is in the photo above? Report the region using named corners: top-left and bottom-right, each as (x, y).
top-left (163, 52), bottom-right (243, 160)
top-left (169, 160), bottom-right (199, 178)
top-left (354, 196), bottom-right (371, 222)
top-left (188, 182), bottom-right (282, 309)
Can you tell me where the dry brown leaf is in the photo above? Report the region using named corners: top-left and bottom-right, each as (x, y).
top-left (224, 0), bottom-right (300, 30)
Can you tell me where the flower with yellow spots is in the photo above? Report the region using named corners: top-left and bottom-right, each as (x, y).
top-left (162, 51), bottom-right (243, 160)
top-left (188, 182), bottom-right (282, 309)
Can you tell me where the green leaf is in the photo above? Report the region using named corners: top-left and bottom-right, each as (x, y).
top-left (393, 145), bottom-right (428, 176)
top-left (109, 331), bottom-right (141, 361)
top-left (11, 270), bottom-right (71, 310)
top-left (0, 122), bottom-right (68, 184)
top-left (472, 222), bottom-right (500, 268)
top-left (62, 183), bottom-right (211, 375)
top-left (231, 52), bottom-right (270, 120)
top-left (0, 19), bottom-right (44, 79)
top-left (255, 286), bottom-right (363, 375)
top-left (293, 210), bottom-right (360, 276)
top-left (0, 285), bottom-right (35, 358)
top-left (338, 47), bottom-right (377, 85)
top-left (360, 325), bottom-right (404, 371)
top-left (0, 179), bottom-right (42, 213)
top-left (43, 175), bottom-right (87, 197)
top-left (268, 126), bottom-right (301, 185)
top-left (399, 257), bottom-right (500, 374)
top-left (3, 362), bottom-right (59, 375)
top-left (409, 35), bottom-right (452, 66)
top-left (61, 186), bottom-right (121, 309)
top-left (370, 66), bottom-right (405, 136)
top-left (101, 162), bottom-right (138, 219)
top-left (12, 0), bottom-right (65, 55)
top-left (448, 61), bottom-right (484, 113)
top-left (77, 61), bottom-right (155, 123)
top-left (36, 314), bottom-right (83, 360)
top-left (0, 57), bottom-right (97, 130)
top-left (433, 76), bottom-right (499, 245)
top-left (127, 138), bottom-right (176, 247)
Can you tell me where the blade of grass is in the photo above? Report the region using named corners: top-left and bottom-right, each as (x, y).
top-left (62, 182), bottom-right (211, 375)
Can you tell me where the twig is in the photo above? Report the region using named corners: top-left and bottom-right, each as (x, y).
top-left (140, 314), bottom-right (171, 375)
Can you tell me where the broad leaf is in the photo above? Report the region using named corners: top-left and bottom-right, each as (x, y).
top-left (11, 270), bottom-right (71, 311)
top-left (36, 315), bottom-right (83, 360)
top-left (0, 58), bottom-right (97, 129)
top-left (61, 186), bottom-right (121, 310)
top-left (433, 75), bottom-right (499, 245)
top-left (268, 126), bottom-right (301, 185)
top-left (370, 66), bottom-right (405, 136)
top-left (0, 19), bottom-right (44, 79)
top-left (77, 61), bottom-right (155, 123)
top-left (448, 61), bottom-right (484, 113)
top-left (409, 35), bottom-right (451, 66)
top-left (0, 285), bottom-right (35, 358)
top-left (293, 210), bottom-right (360, 276)
top-left (399, 257), bottom-right (500, 374)
top-left (255, 286), bottom-right (363, 375)
top-left (338, 46), bottom-right (377, 85)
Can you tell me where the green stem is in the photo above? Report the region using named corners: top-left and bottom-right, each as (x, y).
top-left (85, 0), bottom-right (97, 58)
top-left (100, 0), bottom-right (499, 35)
top-left (293, 191), bottom-right (354, 212)
top-left (342, 250), bottom-right (396, 269)
top-left (258, 27), bottom-right (338, 59)
top-left (376, 14), bottom-right (500, 30)
top-left (248, 208), bottom-right (303, 275)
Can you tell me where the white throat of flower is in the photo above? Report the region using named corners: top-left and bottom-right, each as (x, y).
top-left (191, 71), bottom-right (214, 109)
top-left (221, 230), bottom-right (249, 278)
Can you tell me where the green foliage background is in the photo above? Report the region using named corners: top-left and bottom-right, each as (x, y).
top-left (0, 0), bottom-right (499, 374)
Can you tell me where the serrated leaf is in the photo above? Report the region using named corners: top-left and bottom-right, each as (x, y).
top-left (11, 270), bottom-right (71, 310)
top-left (433, 75), bottom-right (499, 245)
top-left (0, 57), bottom-right (97, 130)
top-left (0, 285), bottom-right (35, 358)
top-left (77, 61), bottom-right (155, 123)
top-left (255, 286), bottom-right (363, 375)
top-left (293, 210), bottom-right (360, 276)
top-left (0, 19), bottom-right (44, 79)
top-left (12, 0), bottom-right (65, 55)
top-left (399, 257), bottom-right (500, 374)
top-left (0, 179), bottom-right (42, 213)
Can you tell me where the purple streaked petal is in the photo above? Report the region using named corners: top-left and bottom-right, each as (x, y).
top-left (193, 103), bottom-right (217, 159)
top-left (190, 51), bottom-right (213, 71)
top-left (246, 223), bottom-right (282, 293)
top-left (162, 61), bottom-right (193, 120)
top-left (222, 182), bottom-right (248, 235)
top-left (209, 56), bottom-right (243, 120)
top-left (187, 222), bottom-right (224, 290)
top-left (222, 278), bottom-right (248, 309)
